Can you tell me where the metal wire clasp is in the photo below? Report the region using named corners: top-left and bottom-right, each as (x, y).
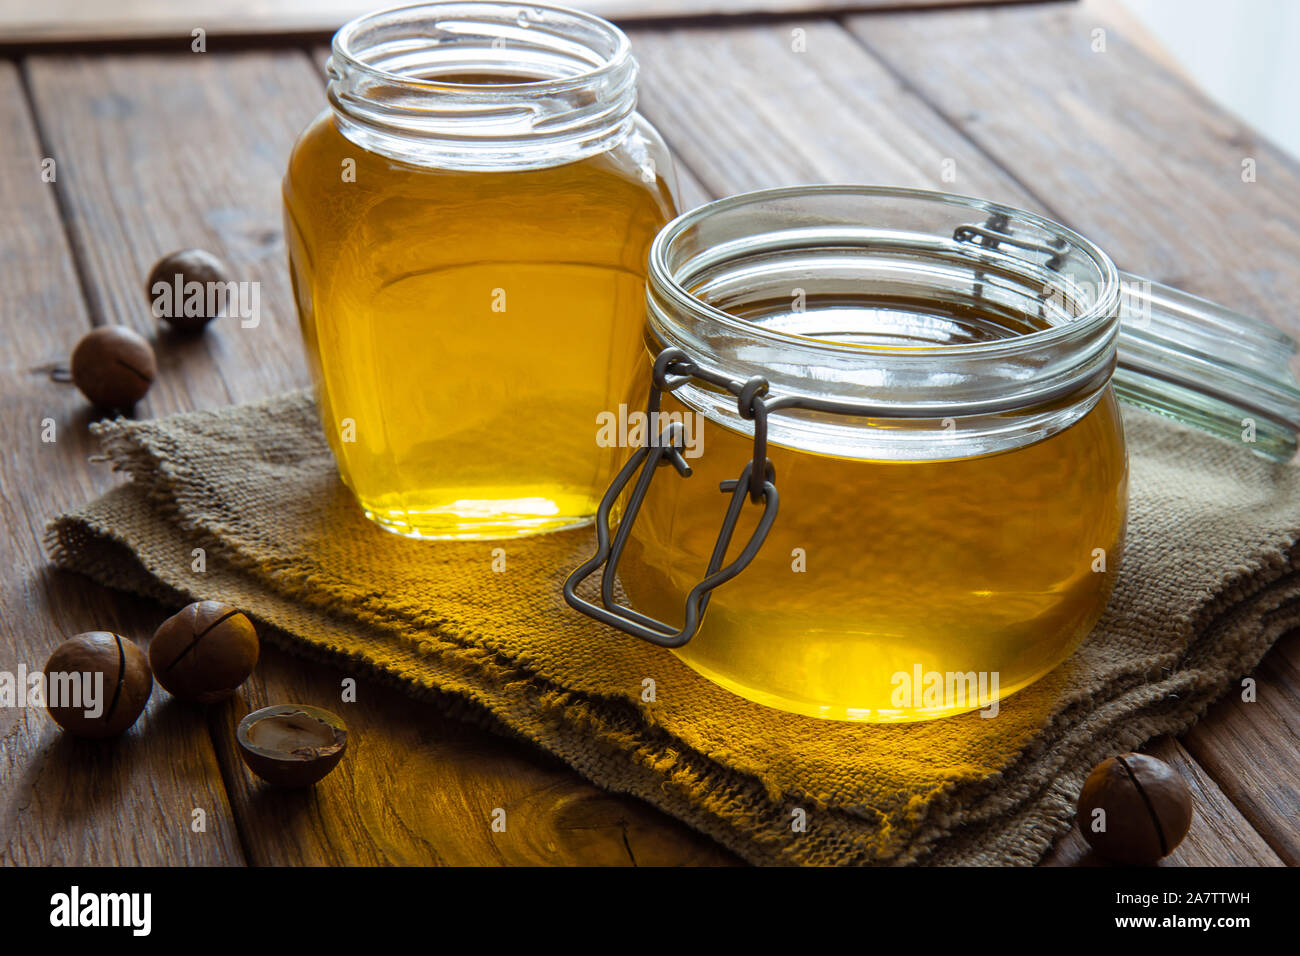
top-left (563, 347), bottom-right (779, 648)
top-left (953, 211), bottom-right (1069, 270)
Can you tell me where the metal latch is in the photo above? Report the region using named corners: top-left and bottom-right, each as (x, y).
top-left (562, 347), bottom-right (780, 648)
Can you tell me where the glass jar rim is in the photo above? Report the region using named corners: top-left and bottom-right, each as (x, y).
top-left (326, 2), bottom-right (638, 169)
top-left (644, 184), bottom-right (1124, 461)
top-left (648, 184), bottom-right (1121, 360)
top-left (331, 1), bottom-right (633, 95)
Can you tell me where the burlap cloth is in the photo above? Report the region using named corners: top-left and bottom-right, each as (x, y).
top-left (45, 389), bottom-right (1300, 865)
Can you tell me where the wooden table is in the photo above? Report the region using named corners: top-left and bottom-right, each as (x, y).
top-left (1, 0), bottom-right (1296, 867)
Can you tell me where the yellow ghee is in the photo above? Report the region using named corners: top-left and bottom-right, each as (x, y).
top-left (283, 112), bottom-right (674, 538)
top-left (617, 302), bottom-right (1128, 721)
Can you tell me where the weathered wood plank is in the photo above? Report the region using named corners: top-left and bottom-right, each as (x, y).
top-left (1042, 738), bottom-right (1285, 866)
top-left (843, 1), bottom-right (1300, 861)
top-left (0, 0), bottom-right (1050, 48)
top-left (1179, 629), bottom-right (1300, 865)
top-left (627, 18), bottom-right (1293, 866)
top-left (844, 3), bottom-right (1300, 344)
top-left (24, 48), bottom-right (734, 865)
top-left (0, 58), bottom-right (244, 866)
top-left (25, 50), bottom-right (321, 407)
top-left (631, 20), bottom-right (1039, 204)
top-left (211, 645), bottom-right (736, 865)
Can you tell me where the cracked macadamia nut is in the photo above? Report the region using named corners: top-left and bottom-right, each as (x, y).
top-left (1076, 752), bottom-right (1193, 865)
top-left (45, 632), bottom-right (152, 738)
top-left (147, 249), bottom-right (232, 332)
top-left (70, 326), bottom-right (157, 409)
top-left (236, 705), bottom-right (347, 787)
top-left (149, 601), bottom-right (259, 703)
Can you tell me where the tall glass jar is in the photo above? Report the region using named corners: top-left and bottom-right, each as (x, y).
top-left (567, 187), bottom-right (1130, 721)
top-left (284, 2), bottom-right (678, 539)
